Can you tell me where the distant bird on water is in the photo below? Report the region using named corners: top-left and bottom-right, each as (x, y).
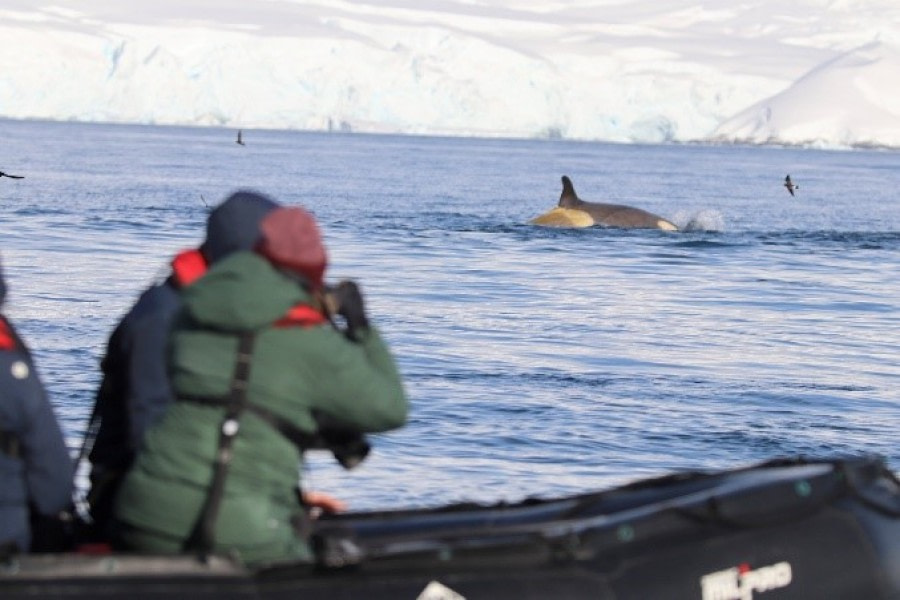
top-left (0, 171), bottom-right (24, 179)
top-left (236, 130), bottom-right (245, 146)
top-left (784, 175), bottom-right (798, 196)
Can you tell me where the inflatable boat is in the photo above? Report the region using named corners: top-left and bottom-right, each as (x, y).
top-left (2, 455), bottom-right (898, 599)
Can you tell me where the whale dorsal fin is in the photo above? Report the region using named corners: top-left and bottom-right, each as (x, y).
top-left (559, 175), bottom-right (579, 207)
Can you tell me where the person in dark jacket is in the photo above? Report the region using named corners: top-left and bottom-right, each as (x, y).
top-left (113, 206), bottom-right (408, 565)
top-left (84, 191), bottom-right (279, 536)
top-left (0, 259), bottom-right (74, 554)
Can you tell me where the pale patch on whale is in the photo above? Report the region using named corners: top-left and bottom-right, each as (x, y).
top-left (530, 176), bottom-right (678, 231)
top-left (529, 207), bottom-right (595, 227)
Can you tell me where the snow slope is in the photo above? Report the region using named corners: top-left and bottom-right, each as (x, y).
top-left (712, 41), bottom-right (900, 148)
top-left (0, 0), bottom-right (898, 148)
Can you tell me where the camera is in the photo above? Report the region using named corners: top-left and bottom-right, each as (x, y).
top-left (311, 410), bottom-right (371, 469)
top-left (316, 429), bottom-right (371, 470)
top-left (319, 284), bottom-right (341, 317)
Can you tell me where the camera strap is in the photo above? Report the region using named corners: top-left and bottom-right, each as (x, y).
top-left (183, 331), bottom-right (255, 560)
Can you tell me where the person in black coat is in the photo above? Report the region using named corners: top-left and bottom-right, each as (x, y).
top-left (0, 260), bottom-right (74, 554)
top-left (84, 191), bottom-right (280, 535)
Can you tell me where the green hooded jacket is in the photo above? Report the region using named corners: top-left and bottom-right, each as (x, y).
top-left (113, 251), bottom-right (408, 565)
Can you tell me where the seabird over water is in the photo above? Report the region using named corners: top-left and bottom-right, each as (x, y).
top-left (784, 175), bottom-right (798, 196)
top-left (236, 130), bottom-right (245, 146)
top-left (0, 171), bottom-right (24, 179)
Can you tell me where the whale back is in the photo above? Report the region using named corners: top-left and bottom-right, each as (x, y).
top-left (588, 205), bottom-right (679, 231)
top-left (544, 175), bottom-right (678, 231)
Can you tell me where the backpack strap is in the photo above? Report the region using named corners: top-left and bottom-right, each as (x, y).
top-left (178, 395), bottom-right (370, 471)
top-left (179, 394), bottom-right (320, 451)
top-left (183, 331), bottom-right (255, 560)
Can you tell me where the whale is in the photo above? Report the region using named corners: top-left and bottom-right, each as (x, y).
top-left (530, 176), bottom-right (678, 231)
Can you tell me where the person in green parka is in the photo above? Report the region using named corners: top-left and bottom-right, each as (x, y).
top-left (112, 206), bottom-right (408, 566)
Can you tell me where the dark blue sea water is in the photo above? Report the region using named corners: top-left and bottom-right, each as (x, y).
top-left (1, 119), bottom-right (898, 511)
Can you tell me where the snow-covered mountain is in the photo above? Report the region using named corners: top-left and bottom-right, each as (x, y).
top-left (1, 0), bottom-right (899, 149)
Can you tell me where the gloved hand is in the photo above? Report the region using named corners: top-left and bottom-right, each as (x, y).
top-left (299, 490), bottom-right (348, 515)
top-left (333, 280), bottom-right (369, 340)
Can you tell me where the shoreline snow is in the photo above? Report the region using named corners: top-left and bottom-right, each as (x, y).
top-left (1, 1), bottom-right (898, 150)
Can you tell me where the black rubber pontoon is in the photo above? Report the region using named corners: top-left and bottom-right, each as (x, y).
top-left (2, 456), bottom-right (898, 599)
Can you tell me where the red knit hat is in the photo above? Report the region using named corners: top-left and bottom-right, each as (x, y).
top-left (256, 207), bottom-right (328, 287)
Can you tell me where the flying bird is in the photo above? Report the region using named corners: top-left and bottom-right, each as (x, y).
top-left (0, 171), bottom-right (24, 179)
top-left (784, 175), bottom-right (798, 196)
top-left (236, 130), bottom-right (245, 146)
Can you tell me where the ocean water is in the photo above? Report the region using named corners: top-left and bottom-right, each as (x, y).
top-left (1, 119), bottom-right (898, 511)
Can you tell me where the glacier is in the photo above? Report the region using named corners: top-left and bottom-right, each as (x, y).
top-left (0, 0), bottom-right (899, 149)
